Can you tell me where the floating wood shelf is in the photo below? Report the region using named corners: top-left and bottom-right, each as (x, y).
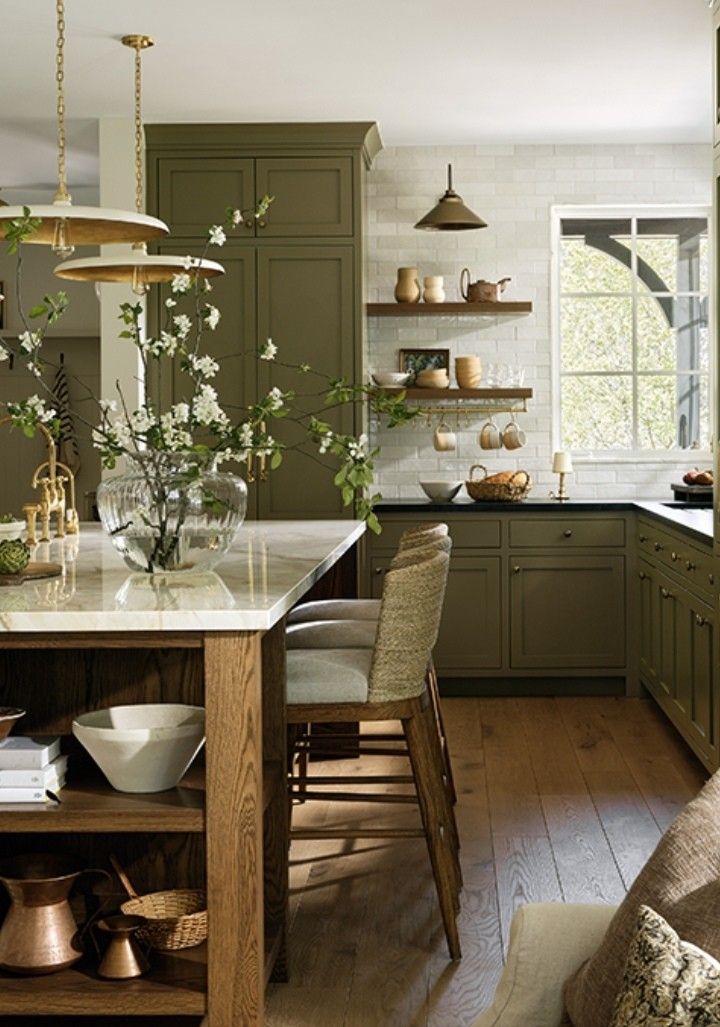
top-left (381, 387), bottom-right (533, 401)
top-left (0, 765), bottom-right (205, 834)
top-left (367, 301), bottom-right (533, 316)
top-left (0, 946), bottom-right (208, 1016)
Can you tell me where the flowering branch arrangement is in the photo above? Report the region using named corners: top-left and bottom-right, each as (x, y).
top-left (0, 202), bottom-right (416, 561)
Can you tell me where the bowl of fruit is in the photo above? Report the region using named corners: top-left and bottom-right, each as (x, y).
top-left (672, 469), bottom-right (714, 504)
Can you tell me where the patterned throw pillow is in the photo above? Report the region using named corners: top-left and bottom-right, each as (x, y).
top-left (609, 905), bottom-right (720, 1027)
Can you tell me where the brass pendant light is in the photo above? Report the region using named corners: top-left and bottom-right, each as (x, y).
top-left (414, 164), bottom-right (487, 232)
top-left (0, 1), bottom-right (168, 256)
top-left (55, 34), bottom-right (224, 294)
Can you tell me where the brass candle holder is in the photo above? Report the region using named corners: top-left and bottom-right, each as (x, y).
top-left (550, 451), bottom-right (573, 502)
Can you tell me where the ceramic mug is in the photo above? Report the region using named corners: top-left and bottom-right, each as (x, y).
top-left (502, 418), bottom-right (527, 450)
top-left (433, 422), bottom-right (457, 452)
top-left (478, 418), bottom-right (502, 450)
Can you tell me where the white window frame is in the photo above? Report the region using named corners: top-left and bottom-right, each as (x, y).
top-left (550, 203), bottom-right (712, 463)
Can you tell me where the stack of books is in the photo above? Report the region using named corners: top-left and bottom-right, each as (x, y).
top-left (0, 737), bottom-right (67, 803)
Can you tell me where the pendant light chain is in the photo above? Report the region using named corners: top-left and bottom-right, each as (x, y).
top-left (133, 41), bottom-right (143, 215)
top-left (55, 0), bottom-right (71, 203)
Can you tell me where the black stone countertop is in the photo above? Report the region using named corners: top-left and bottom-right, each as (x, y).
top-left (376, 497), bottom-right (715, 546)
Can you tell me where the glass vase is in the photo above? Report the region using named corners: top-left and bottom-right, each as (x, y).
top-left (97, 452), bottom-right (247, 575)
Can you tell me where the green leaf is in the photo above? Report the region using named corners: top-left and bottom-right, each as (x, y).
top-left (29, 305), bottom-right (47, 319)
top-left (366, 513), bottom-right (381, 535)
top-left (270, 450), bottom-right (283, 470)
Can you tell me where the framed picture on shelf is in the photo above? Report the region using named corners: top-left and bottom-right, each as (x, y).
top-left (399, 348), bottom-right (450, 379)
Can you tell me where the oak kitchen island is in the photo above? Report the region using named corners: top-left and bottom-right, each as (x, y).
top-left (0, 520), bottom-right (365, 1027)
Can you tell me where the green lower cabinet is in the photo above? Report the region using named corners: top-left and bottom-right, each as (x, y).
top-left (370, 555), bottom-right (502, 673)
top-left (640, 562), bottom-right (718, 770)
top-left (509, 555), bottom-right (626, 669)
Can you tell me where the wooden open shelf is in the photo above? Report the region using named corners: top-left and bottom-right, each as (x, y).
top-left (0, 765), bottom-right (205, 834)
top-left (381, 386), bottom-right (533, 401)
top-left (367, 301), bottom-right (533, 316)
top-left (0, 946), bottom-right (207, 1016)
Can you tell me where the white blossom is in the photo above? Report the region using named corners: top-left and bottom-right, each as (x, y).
top-left (130, 407), bottom-right (155, 433)
top-left (193, 383), bottom-right (228, 427)
top-left (260, 338), bottom-right (277, 361)
top-left (19, 331), bottom-right (41, 354)
top-left (183, 255), bottom-right (199, 271)
top-left (170, 272), bottom-right (192, 294)
top-left (265, 387), bottom-right (284, 413)
top-left (231, 209), bottom-right (243, 226)
top-left (0, 346), bottom-right (8, 362)
top-left (159, 332), bottom-right (179, 357)
top-left (26, 360), bottom-right (42, 378)
top-left (99, 398), bottom-right (118, 414)
top-left (173, 314), bottom-right (192, 340)
top-left (208, 225), bottom-right (226, 247)
top-left (171, 402), bottom-right (190, 424)
top-left (187, 353), bottom-right (219, 379)
top-left (165, 297), bottom-right (177, 309)
top-left (204, 305), bottom-right (220, 331)
top-left (238, 423), bottom-right (254, 449)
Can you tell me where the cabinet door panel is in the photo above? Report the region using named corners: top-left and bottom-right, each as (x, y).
top-left (157, 158), bottom-right (256, 237)
top-left (255, 158), bottom-right (353, 237)
top-left (638, 561), bottom-right (656, 684)
top-left (370, 555), bottom-right (502, 672)
top-left (689, 600), bottom-right (718, 763)
top-left (510, 556), bottom-right (625, 668)
top-left (256, 246), bottom-right (355, 519)
top-left (715, 5), bottom-right (720, 147)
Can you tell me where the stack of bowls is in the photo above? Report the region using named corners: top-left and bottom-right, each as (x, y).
top-left (455, 355), bottom-right (482, 389)
top-left (415, 368), bottom-right (450, 389)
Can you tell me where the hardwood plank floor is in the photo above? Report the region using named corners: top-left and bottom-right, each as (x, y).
top-left (266, 697), bottom-right (706, 1027)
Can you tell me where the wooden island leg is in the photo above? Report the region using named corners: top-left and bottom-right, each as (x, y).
top-left (205, 631), bottom-right (265, 1027)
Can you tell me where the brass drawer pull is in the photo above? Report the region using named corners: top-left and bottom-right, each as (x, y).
top-left (639, 534), bottom-right (648, 542)
top-left (661, 587), bottom-right (673, 600)
top-left (243, 218), bottom-right (255, 229)
top-left (654, 541), bottom-right (663, 552)
top-left (563, 529), bottom-right (573, 538)
top-left (695, 614), bottom-right (707, 627)
top-left (638, 571), bottom-right (646, 580)
top-left (513, 566), bottom-right (521, 574)
top-left (375, 568), bottom-right (384, 575)
top-left (671, 551), bottom-right (678, 561)
top-left (258, 219), bottom-right (267, 228)
top-left (686, 560), bottom-right (696, 571)
top-left (710, 574), bottom-right (715, 586)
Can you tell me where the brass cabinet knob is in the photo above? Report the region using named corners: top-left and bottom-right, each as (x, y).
top-left (244, 218), bottom-right (255, 229)
top-left (513, 565), bottom-right (521, 574)
top-left (639, 534), bottom-right (648, 542)
top-left (661, 587), bottom-right (673, 599)
top-left (654, 541), bottom-right (663, 551)
top-left (638, 571), bottom-right (646, 580)
top-left (258, 219), bottom-right (267, 228)
top-left (710, 574), bottom-right (715, 585)
top-left (671, 551), bottom-right (678, 561)
top-left (686, 560), bottom-right (696, 571)
top-left (375, 567), bottom-right (384, 574)
top-left (695, 614), bottom-right (707, 627)
top-left (563, 529), bottom-right (573, 538)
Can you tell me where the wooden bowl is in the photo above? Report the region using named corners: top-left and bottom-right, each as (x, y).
top-left (0, 708), bottom-right (26, 742)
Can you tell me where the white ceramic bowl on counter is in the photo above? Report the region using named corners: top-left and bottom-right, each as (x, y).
top-left (0, 520), bottom-right (26, 541)
top-left (371, 371), bottom-right (411, 388)
top-left (419, 481), bottom-right (463, 502)
top-left (72, 703), bottom-right (206, 793)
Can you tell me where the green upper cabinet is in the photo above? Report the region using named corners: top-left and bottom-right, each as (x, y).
top-left (255, 158), bottom-right (353, 237)
top-left (157, 158), bottom-right (256, 237)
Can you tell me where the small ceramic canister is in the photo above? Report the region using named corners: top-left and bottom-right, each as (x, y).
top-left (433, 422), bottom-right (457, 452)
top-left (478, 418), bottom-right (503, 450)
top-left (416, 368), bottom-right (450, 389)
top-left (502, 418), bottom-right (527, 450)
top-left (394, 267), bottom-right (421, 304)
top-left (423, 275), bottom-right (445, 303)
top-left (455, 355), bottom-right (482, 389)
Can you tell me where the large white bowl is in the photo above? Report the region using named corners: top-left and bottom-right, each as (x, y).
top-left (420, 480), bottom-right (463, 502)
top-left (371, 371), bottom-right (411, 388)
top-left (72, 704), bottom-right (206, 794)
top-left (0, 521), bottom-right (26, 541)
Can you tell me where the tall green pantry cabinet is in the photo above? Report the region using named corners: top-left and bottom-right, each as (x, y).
top-left (145, 123), bottom-right (381, 518)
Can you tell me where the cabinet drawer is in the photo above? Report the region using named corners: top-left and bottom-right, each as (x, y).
top-left (509, 517), bottom-right (625, 549)
top-left (637, 519), bottom-right (716, 598)
top-left (373, 517), bottom-right (501, 552)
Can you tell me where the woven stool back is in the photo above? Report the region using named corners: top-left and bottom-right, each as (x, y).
top-left (399, 522), bottom-right (448, 551)
top-left (368, 547), bottom-right (450, 703)
top-left (391, 534), bottom-right (451, 570)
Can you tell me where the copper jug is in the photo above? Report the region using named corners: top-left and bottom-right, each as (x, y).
top-left (0, 854), bottom-right (107, 975)
top-left (460, 269), bottom-right (511, 303)
top-left (96, 914), bottom-right (149, 980)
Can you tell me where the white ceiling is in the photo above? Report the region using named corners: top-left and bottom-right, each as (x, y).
top-left (0, 0), bottom-right (712, 197)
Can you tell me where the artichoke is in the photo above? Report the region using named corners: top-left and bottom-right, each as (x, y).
top-left (0, 540), bottom-right (31, 575)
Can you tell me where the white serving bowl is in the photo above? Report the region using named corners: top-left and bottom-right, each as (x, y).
top-left (371, 371), bottom-right (411, 388)
top-left (72, 703), bottom-right (206, 794)
top-left (419, 481), bottom-right (463, 502)
top-left (0, 521), bottom-right (26, 541)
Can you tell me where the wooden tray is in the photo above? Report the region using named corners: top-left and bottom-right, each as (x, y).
top-left (671, 482), bottom-right (713, 503)
top-left (0, 562), bottom-right (63, 587)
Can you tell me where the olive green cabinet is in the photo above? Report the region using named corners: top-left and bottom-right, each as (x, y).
top-left (509, 555), bottom-right (626, 669)
top-left (146, 123), bottom-right (381, 520)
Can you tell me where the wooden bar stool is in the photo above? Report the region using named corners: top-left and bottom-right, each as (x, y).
top-left (286, 547), bottom-right (462, 960)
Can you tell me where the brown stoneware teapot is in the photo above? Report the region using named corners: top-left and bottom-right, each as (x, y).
top-left (460, 270), bottom-right (511, 303)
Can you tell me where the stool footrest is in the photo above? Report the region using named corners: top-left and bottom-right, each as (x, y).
top-left (292, 828), bottom-right (425, 840)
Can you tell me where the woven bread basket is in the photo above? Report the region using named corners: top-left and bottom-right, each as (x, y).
top-left (465, 464), bottom-right (532, 503)
top-left (120, 888), bottom-right (207, 950)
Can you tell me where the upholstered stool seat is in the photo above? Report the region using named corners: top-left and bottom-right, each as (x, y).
top-left (286, 648), bottom-right (372, 704)
top-left (286, 619), bottom-right (377, 650)
top-left (287, 598), bottom-right (381, 625)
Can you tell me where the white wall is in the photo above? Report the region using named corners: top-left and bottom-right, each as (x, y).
top-left (366, 143), bottom-right (712, 500)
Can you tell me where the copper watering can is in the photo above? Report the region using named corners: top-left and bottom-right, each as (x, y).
top-left (0, 854), bottom-right (110, 974)
top-left (460, 270), bottom-right (511, 303)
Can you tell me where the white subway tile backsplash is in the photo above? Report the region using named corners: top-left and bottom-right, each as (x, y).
top-left (366, 142), bottom-right (711, 502)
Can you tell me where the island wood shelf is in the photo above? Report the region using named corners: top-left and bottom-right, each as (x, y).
top-left (380, 386), bottom-right (533, 401)
top-left (0, 765), bottom-right (206, 833)
top-left (0, 946), bottom-right (208, 1017)
top-left (367, 301), bottom-right (533, 316)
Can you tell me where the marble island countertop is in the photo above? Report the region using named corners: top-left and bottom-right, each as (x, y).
top-left (0, 521), bottom-right (365, 634)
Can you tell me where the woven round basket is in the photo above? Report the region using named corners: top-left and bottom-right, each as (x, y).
top-left (120, 888), bottom-right (207, 951)
top-left (465, 464), bottom-right (532, 503)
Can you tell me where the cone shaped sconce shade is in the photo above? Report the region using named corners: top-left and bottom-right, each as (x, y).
top-left (54, 34), bottom-right (223, 295)
top-left (414, 164), bottom-right (487, 232)
top-left (0, 2), bottom-right (167, 256)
